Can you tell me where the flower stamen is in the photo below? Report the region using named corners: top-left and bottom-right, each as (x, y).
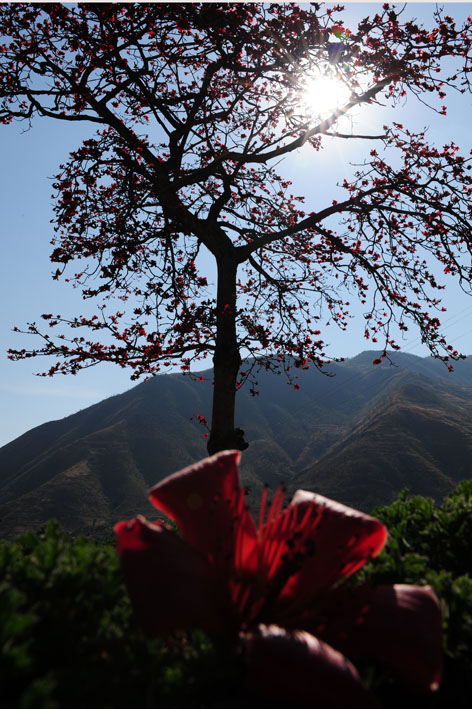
top-left (266, 483), bottom-right (286, 527)
top-left (258, 483), bottom-right (269, 539)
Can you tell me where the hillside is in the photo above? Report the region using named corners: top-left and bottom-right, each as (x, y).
top-left (293, 372), bottom-right (472, 510)
top-left (1, 352), bottom-right (472, 537)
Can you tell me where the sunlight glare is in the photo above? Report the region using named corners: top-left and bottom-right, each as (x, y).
top-left (300, 73), bottom-right (352, 120)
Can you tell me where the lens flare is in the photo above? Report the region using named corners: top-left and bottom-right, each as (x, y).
top-left (300, 74), bottom-right (352, 120)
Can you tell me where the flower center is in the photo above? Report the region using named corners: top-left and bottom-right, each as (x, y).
top-left (231, 483), bottom-right (322, 628)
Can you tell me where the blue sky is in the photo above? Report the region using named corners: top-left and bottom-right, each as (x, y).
top-left (2, 2), bottom-right (472, 447)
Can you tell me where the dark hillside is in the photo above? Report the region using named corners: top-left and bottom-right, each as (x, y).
top-left (293, 372), bottom-right (472, 510)
top-left (1, 352), bottom-right (472, 536)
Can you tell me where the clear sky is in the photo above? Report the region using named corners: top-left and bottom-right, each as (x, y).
top-left (2, 2), bottom-right (472, 448)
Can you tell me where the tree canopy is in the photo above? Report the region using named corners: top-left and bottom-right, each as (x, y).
top-left (2, 3), bottom-right (472, 452)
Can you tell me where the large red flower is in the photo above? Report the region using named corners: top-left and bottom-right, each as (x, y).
top-left (115, 450), bottom-right (442, 707)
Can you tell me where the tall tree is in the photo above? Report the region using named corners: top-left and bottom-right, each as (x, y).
top-left (2, 3), bottom-right (472, 453)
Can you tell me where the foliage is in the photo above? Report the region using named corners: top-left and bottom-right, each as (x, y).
top-left (0, 520), bottom-right (240, 708)
top-left (1, 482), bottom-right (471, 707)
top-left (2, 3), bottom-right (472, 452)
top-left (357, 480), bottom-right (472, 707)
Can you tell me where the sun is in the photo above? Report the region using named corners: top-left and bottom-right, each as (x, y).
top-left (300, 73), bottom-right (352, 120)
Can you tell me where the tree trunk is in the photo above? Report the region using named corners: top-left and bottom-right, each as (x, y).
top-left (207, 257), bottom-right (248, 455)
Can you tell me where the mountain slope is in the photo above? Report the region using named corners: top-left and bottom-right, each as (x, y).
top-left (292, 372), bottom-right (472, 510)
top-left (1, 352), bottom-right (472, 536)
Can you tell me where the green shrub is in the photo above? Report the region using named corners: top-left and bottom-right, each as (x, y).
top-left (1, 483), bottom-right (471, 707)
top-left (0, 521), bottom-right (237, 708)
top-left (356, 480), bottom-right (472, 707)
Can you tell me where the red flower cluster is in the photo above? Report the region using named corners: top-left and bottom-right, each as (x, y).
top-left (115, 451), bottom-right (441, 707)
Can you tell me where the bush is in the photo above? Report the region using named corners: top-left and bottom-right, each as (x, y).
top-left (1, 483), bottom-right (471, 707)
top-left (356, 480), bottom-right (472, 707)
top-left (0, 521), bottom-right (238, 708)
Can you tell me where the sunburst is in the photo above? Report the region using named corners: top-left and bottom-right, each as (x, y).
top-left (300, 72), bottom-right (352, 121)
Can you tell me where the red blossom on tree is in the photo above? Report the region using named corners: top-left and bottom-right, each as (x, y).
top-left (2, 3), bottom-right (472, 452)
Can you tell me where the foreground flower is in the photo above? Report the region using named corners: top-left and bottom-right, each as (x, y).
top-left (115, 450), bottom-right (442, 707)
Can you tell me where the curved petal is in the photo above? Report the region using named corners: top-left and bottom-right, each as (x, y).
top-left (115, 515), bottom-right (228, 635)
top-left (269, 491), bottom-right (387, 618)
top-left (308, 584), bottom-right (442, 692)
top-left (244, 624), bottom-right (379, 708)
top-left (149, 450), bottom-right (257, 573)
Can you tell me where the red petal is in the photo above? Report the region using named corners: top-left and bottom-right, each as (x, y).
top-left (245, 624), bottom-right (379, 708)
top-left (149, 451), bottom-right (257, 572)
top-left (115, 515), bottom-right (228, 635)
top-left (272, 491), bottom-right (387, 617)
top-left (312, 584), bottom-right (442, 692)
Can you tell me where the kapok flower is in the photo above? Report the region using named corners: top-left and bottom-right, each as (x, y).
top-left (115, 450), bottom-right (442, 707)
top-left (331, 24), bottom-right (352, 41)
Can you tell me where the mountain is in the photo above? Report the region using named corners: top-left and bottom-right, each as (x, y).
top-left (1, 351), bottom-right (472, 538)
top-left (293, 370), bottom-right (472, 510)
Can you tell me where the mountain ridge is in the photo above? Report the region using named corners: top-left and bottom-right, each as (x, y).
top-left (1, 351), bottom-right (472, 537)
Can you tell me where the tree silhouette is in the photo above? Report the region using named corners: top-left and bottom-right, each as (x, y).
top-left (2, 3), bottom-right (472, 453)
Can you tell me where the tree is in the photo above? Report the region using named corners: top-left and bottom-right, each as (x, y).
top-left (2, 3), bottom-right (472, 454)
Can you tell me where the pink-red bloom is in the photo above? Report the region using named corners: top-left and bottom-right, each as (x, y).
top-left (115, 450), bottom-right (442, 707)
